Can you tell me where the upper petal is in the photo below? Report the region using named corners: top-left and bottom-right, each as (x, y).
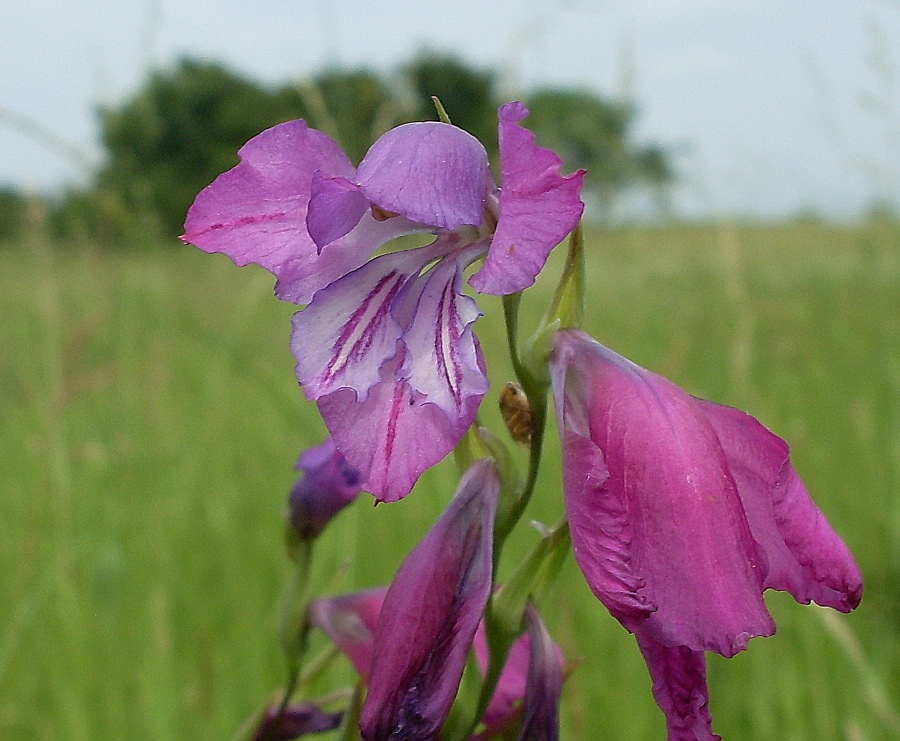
top-left (469, 102), bottom-right (585, 295)
top-left (357, 121), bottom-right (492, 230)
top-left (551, 330), bottom-right (775, 657)
top-left (182, 120), bottom-right (362, 304)
top-left (698, 400), bottom-right (863, 612)
top-left (306, 172), bottom-right (369, 250)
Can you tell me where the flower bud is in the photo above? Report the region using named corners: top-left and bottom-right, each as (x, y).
top-left (288, 438), bottom-right (363, 541)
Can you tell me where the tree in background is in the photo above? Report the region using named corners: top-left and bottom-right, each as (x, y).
top-left (96, 58), bottom-right (309, 237)
top-left (523, 89), bottom-right (673, 214)
top-left (22, 54), bottom-right (672, 245)
top-left (402, 53), bottom-right (499, 157)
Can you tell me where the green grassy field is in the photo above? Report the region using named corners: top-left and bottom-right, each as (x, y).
top-left (1, 219), bottom-right (898, 740)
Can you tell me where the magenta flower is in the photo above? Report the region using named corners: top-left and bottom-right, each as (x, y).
top-left (183, 104), bottom-right (584, 502)
top-left (360, 459), bottom-right (499, 740)
top-left (549, 329), bottom-right (863, 740)
top-left (288, 437), bottom-right (363, 540)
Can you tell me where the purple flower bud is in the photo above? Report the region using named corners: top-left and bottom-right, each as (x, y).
top-left (288, 438), bottom-right (363, 540)
top-left (251, 702), bottom-right (343, 740)
top-left (471, 604), bottom-right (565, 741)
top-left (359, 460), bottom-right (500, 741)
top-left (517, 603), bottom-right (563, 741)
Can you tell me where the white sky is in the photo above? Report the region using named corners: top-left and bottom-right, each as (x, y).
top-left (3, 0), bottom-right (899, 218)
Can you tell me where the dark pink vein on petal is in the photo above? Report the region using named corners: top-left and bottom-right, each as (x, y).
top-left (323, 270), bottom-right (406, 385)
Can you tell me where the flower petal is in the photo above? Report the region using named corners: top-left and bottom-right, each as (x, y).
top-left (472, 623), bottom-right (531, 738)
top-left (697, 400), bottom-right (863, 612)
top-left (308, 588), bottom-right (388, 680)
top-left (316, 348), bottom-right (484, 502)
top-left (357, 122), bottom-right (491, 230)
top-left (551, 330), bottom-right (775, 657)
top-left (360, 460), bottom-right (499, 741)
top-left (292, 248), bottom-right (434, 404)
top-left (469, 102), bottom-right (585, 295)
top-left (306, 172), bottom-right (369, 250)
top-left (402, 253), bottom-right (490, 416)
top-left (635, 633), bottom-right (720, 741)
top-left (517, 603), bottom-right (564, 741)
top-left (181, 120), bottom-right (361, 304)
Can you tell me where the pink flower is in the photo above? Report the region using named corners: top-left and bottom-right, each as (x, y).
top-left (183, 104), bottom-right (583, 502)
top-left (550, 329), bottom-right (863, 740)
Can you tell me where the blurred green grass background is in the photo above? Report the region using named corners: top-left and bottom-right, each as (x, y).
top-left (1, 219), bottom-right (898, 740)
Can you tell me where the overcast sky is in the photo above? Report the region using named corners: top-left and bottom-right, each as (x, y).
top-left (3, 0), bottom-right (899, 218)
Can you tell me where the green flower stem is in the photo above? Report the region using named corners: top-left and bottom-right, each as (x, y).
top-left (277, 536), bottom-right (315, 717)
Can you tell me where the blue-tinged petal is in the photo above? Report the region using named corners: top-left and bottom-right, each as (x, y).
top-left (401, 253), bottom-right (490, 417)
top-left (317, 348), bottom-right (484, 503)
top-left (550, 330), bottom-right (775, 657)
top-left (292, 248), bottom-right (435, 404)
top-left (698, 400), bottom-right (864, 612)
top-left (470, 103), bottom-right (585, 296)
top-left (182, 120), bottom-right (360, 304)
top-left (360, 460), bottom-right (499, 741)
top-left (635, 633), bottom-right (720, 741)
top-left (306, 172), bottom-right (369, 250)
top-left (357, 122), bottom-right (492, 230)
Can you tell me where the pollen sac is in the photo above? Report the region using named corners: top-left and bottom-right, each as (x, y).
top-left (499, 382), bottom-right (533, 445)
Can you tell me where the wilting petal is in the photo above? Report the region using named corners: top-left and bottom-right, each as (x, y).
top-left (360, 460), bottom-right (499, 741)
top-left (470, 103), bottom-right (585, 295)
top-left (288, 438), bottom-right (363, 540)
top-left (308, 588), bottom-right (388, 680)
top-left (357, 122), bottom-right (492, 230)
top-left (292, 248), bottom-right (434, 404)
top-left (402, 253), bottom-right (490, 416)
top-left (551, 330), bottom-right (775, 657)
top-left (635, 633), bottom-right (720, 741)
top-left (182, 120), bottom-right (360, 304)
top-left (306, 172), bottom-right (369, 250)
top-left (317, 349), bottom-right (484, 502)
top-left (697, 400), bottom-right (863, 612)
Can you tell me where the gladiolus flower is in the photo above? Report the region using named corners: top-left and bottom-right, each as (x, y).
top-left (550, 329), bottom-right (863, 740)
top-left (183, 104), bottom-right (583, 502)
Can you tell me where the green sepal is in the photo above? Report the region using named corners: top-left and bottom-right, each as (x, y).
top-left (490, 518), bottom-right (571, 637)
top-left (518, 223), bottom-right (585, 380)
top-left (432, 96), bottom-right (452, 124)
top-left (279, 533), bottom-right (314, 670)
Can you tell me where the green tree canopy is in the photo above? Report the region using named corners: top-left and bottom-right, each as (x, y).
top-left (97, 58), bottom-right (308, 236)
top-left (62, 55), bottom-right (672, 244)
